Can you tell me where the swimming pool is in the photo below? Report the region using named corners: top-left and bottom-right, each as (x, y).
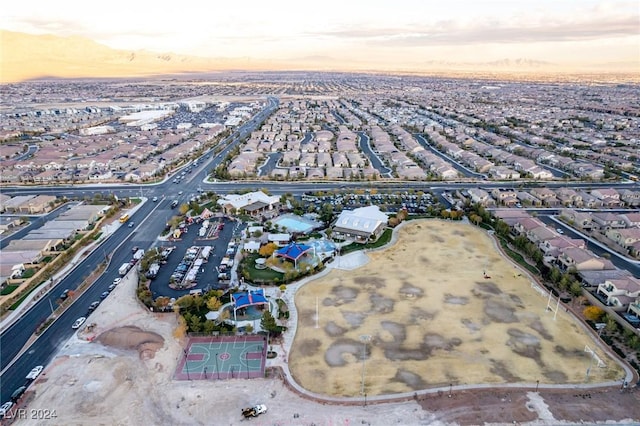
top-left (272, 214), bottom-right (320, 234)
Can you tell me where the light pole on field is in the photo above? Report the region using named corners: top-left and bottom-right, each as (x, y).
top-left (360, 334), bottom-right (371, 404)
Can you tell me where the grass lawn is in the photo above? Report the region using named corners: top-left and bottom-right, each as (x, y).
top-left (241, 253), bottom-right (284, 284)
top-left (1, 285), bottom-right (19, 295)
top-left (341, 227), bottom-right (393, 254)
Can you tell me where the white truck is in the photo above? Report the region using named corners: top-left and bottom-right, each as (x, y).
top-left (133, 249), bottom-right (145, 261)
top-left (118, 263), bottom-right (130, 276)
top-left (241, 404), bottom-right (267, 418)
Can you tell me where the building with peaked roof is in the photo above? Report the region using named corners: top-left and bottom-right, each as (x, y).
top-left (217, 191), bottom-right (280, 218)
top-left (332, 205), bottom-right (388, 243)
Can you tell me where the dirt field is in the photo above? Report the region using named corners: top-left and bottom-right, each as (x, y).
top-left (289, 220), bottom-right (624, 396)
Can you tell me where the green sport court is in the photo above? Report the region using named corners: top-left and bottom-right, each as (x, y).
top-left (175, 335), bottom-right (267, 380)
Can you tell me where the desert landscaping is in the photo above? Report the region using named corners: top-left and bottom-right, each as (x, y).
top-left (11, 219), bottom-right (640, 425)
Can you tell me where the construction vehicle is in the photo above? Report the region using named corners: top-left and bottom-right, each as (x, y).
top-left (241, 404), bottom-right (267, 418)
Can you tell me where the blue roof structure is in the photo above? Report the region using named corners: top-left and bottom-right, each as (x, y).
top-left (232, 289), bottom-right (268, 309)
top-left (275, 242), bottom-right (312, 261)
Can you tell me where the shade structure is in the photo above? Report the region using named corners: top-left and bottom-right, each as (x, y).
top-left (274, 242), bottom-right (312, 267)
top-left (231, 289), bottom-right (269, 323)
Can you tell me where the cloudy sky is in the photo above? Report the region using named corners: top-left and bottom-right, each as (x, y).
top-left (2, 0), bottom-right (638, 70)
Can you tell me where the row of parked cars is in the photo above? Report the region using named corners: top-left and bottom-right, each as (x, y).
top-left (72, 277), bottom-right (121, 330)
top-left (0, 365), bottom-right (44, 418)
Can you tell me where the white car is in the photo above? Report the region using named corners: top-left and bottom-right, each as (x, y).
top-left (0, 401), bottom-right (14, 418)
top-left (556, 228), bottom-right (564, 234)
top-left (26, 365), bottom-right (43, 380)
top-left (113, 278), bottom-right (121, 285)
top-left (72, 317), bottom-right (86, 329)
top-left (152, 196), bottom-right (158, 202)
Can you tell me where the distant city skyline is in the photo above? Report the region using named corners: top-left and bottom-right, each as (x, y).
top-left (2, 0), bottom-right (639, 72)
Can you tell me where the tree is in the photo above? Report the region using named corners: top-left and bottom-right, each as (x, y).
top-left (604, 315), bottom-right (618, 334)
top-left (259, 242), bottom-right (278, 257)
top-left (189, 315), bottom-right (203, 332)
top-left (569, 282), bottom-right (582, 297)
top-left (260, 311), bottom-right (279, 334)
top-left (203, 320), bottom-right (216, 334)
top-left (469, 214), bottom-right (482, 226)
top-left (583, 305), bottom-right (604, 322)
top-left (206, 295), bottom-right (222, 311)
top-left (175, 294), bottom-right (195, 309)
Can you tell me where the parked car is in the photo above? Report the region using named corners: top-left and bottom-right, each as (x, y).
top-left (556, 228), bottom-right (564, 234)
top-left (100, 291), bottom-right (109, 299)
top-left (113, 278), bottom-right (121, 285)
top-left (108, 283), bottom-right (116, 292)
top-left (10, 386), bottom-right (26, 402)
top-left (26, 365), bottom-right (43, 380)
top-left (0, 401), bottom-right (13, 418)
top-left (87, 301), bottom-right (100, 313)
top-left (72, 317), bottom-right (86, 329)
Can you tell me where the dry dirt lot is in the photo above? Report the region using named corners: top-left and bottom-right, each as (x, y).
top-left (12, 220), bottom-right (640, 425)
top-left (290, 220), bottom-right (623, 396)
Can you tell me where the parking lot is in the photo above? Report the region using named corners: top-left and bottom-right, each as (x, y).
top-left (149, 216), bottom-right (245, 299)
top-left (299, 190), bottom-right (440, 215)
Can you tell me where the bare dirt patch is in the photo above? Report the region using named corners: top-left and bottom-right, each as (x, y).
top-left (97, 325), bottom-right (164, 359)
top-left (289, 220), bottom-right (624, 397)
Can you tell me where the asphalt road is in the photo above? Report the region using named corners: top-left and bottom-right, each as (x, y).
top-left (356, 131), bottom-right (391, 177)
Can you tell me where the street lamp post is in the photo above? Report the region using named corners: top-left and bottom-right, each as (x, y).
top-left (204, 367), bottom-right (207, 380)
top-left (360, 335), bottom-right (371, 405)
top-left (215, 353), bottom-right (220, 379)
top-left (183, 348), bottom-right (190, 381)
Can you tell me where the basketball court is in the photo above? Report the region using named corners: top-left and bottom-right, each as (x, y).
top-left (174, 335), bottom-right (267, 380)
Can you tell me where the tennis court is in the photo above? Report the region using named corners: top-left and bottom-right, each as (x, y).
top-left (174, 335), bottom-right (267, 380)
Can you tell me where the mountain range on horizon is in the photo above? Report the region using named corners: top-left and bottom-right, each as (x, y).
top-left (1, 30), bottom-right (638, 84)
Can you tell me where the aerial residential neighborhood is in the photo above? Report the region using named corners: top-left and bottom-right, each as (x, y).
top-left (1, 71), bottom-right (640, 425)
